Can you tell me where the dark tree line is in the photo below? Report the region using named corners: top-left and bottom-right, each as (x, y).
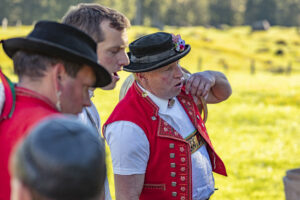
top-left (1, 0), bottom-right (300, 26)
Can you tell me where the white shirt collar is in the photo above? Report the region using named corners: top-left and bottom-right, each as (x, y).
top-left (136, 82), bottom-right (171, 113)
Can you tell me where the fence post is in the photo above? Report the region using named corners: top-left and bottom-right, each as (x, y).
top-left (2, 18), bottom-right (8, 30)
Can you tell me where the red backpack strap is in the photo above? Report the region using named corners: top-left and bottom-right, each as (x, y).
top-left (0, 69), bottom-right (16, 120)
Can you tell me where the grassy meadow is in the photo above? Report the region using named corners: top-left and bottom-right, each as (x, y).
top-left (1, 25), bottom-right (300, 200)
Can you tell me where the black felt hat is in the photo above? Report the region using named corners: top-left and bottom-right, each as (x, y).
top-left (124, 32), bottom-right (191, 72)
top-left (1, 20), bottom-right (111, 87)
top-left (13, 116), bottom-right (106, 200)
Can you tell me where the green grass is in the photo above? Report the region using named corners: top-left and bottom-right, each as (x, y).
top-left (1, 26), bottom-right (300, 200)
top-left (205, 72), bottom-right (300, 200)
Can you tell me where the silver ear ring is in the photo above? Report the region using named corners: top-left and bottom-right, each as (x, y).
top-left (56, 91), bottom-right (62, 111)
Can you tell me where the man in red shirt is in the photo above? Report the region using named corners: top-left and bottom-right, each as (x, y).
top-left (0, 20), bottom-right (111, 200)
top-left (10, 116), bottom-right (106, 200)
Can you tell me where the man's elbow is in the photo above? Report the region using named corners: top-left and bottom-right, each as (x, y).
top-left (223, 85), bottom-right (232, 101)
top-left (213, 84), bottom-right (232, 103)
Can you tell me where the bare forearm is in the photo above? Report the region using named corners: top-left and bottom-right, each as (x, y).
top-left (115, 174), bottom-right (145, 200)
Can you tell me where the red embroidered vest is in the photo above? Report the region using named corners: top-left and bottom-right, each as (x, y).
top-left (104, 82), bottom-right (227, 200)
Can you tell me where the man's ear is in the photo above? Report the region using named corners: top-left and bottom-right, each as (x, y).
top-left (52, 62), bottom-right (67, 91)
top-left (136, 72), bottom-right (147, 81)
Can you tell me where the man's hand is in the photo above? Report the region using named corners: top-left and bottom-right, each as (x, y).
top-left (185, 71), bottom-right (215, 99)
top-left (185, 71), bottom-right (232, 104)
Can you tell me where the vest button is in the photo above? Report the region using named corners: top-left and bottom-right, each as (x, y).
top-left (169, 143), bottom-right (175, 148)
top-left (181, 167), bottom-right (186, 172)
top-left (180, 176), bottom-right (186, 181)
top-left (170, 163), bottom-right (176, 168)
top-left (171, 182), bottom-right (177, 187)
top-left (151, 116), bottom-right (156, 120)
top-left (181, 186), bottom-right (186, 192)
top-left (181, 157), bottom-right (186, 163)
top-left (180, 147), bottom-right (184, 152)
top-left (172, 192), bottom-right (177, 197)
top-left (171, 172), bottom-right (176, 177)
top-left (181, 196), bottom-right (186, 200)
top-left (170, 153), bottom-right (175, 158)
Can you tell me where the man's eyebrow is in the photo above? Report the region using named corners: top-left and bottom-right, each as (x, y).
top-left (108, 45), bottom-right (127, 49)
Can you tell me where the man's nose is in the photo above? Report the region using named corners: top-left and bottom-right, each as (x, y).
top-left (118, 51), bottom-right (130, 67)
top-left (174, 64), bottom-right (183, 78)
top-left (83, 98), bottom-right (92, 107)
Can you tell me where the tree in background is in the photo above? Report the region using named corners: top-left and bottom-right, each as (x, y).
top-left (1, 0), bottom-right (300, 27)
top-left (244, 0), bottom-right (277, 25)
top-left (209, 0), bottom-right (235, 26)
top-left (276, 0), bottom-right (300, 26)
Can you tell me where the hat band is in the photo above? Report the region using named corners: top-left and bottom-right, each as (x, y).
top-left (131, 49), bottom-right (176, 64)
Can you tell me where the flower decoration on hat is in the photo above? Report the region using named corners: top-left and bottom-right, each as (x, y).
top-left (172, 34), bottom-right (186, 52)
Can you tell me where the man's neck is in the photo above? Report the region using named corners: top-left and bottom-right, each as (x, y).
top-left (18, 77), bottom-right (56, 104)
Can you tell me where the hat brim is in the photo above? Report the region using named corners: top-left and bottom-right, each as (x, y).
top-left (2, 38), bottom-right (111, 87)
top-left (124, 45), bottom-right (191, 73)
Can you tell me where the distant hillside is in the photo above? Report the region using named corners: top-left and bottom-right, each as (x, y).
top-left (1, 26), bottom-right (300, 77)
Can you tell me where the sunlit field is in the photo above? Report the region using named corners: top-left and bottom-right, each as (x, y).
top-left (1, 25), bottom-right (300, 200)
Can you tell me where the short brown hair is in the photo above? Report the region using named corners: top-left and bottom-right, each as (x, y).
top-left (13, 51), bottom-right (83, 80)
top-left (62, 3), bottom-right (131, 43)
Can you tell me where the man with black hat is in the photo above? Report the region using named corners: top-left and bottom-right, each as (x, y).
top-left (103, 32), bottom-right (232, 200)
top-left (10, 116), bottom-right (107, 200)
top-left (0, 21), bottom-right (111, 200)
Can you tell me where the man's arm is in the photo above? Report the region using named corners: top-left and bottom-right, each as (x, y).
top-left (104, 121), bottom-right (149, 200)
top-left (114, 174), bottom-right (145, 200)
top-left (185, 70), bottom-right (232, 103)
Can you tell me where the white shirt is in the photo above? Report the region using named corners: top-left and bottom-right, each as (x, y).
top-left (78, 102), bottom-right (112, 200)
top-left (104, 85), bottom-right (215, 200)
top-left (78, 102), bottom-right (101, 137)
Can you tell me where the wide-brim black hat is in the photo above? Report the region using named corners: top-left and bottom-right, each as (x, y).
top-left (1, 21), bottom-right (111, 87)
top-left (124, 32), bottom-right (191, 72)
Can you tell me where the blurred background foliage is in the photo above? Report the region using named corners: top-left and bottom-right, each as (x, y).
top-left (1, 0), bottom-right (300, 27)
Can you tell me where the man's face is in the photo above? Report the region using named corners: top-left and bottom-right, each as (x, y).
top-left (60, 65), bottom-right (96, 114)
top-left (141, 61), bottom-right (184, 100)
top-left (97, 20), bottom-right (129, 90)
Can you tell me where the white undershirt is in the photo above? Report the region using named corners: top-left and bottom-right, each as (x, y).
top-left (104, 85), bottom-right (215, 200)
top-left (78, 102), bottom-right (111, 200)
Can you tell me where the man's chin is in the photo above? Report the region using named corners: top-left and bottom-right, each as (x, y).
top-left (60, 106), bottom-right (81, 115)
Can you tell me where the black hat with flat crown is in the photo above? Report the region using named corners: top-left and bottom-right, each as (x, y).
top-left (124, 32), bottom-right (191, 72)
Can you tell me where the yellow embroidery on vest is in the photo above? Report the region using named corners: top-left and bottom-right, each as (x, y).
top-left (185, 130), bottom-right (205, 153)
